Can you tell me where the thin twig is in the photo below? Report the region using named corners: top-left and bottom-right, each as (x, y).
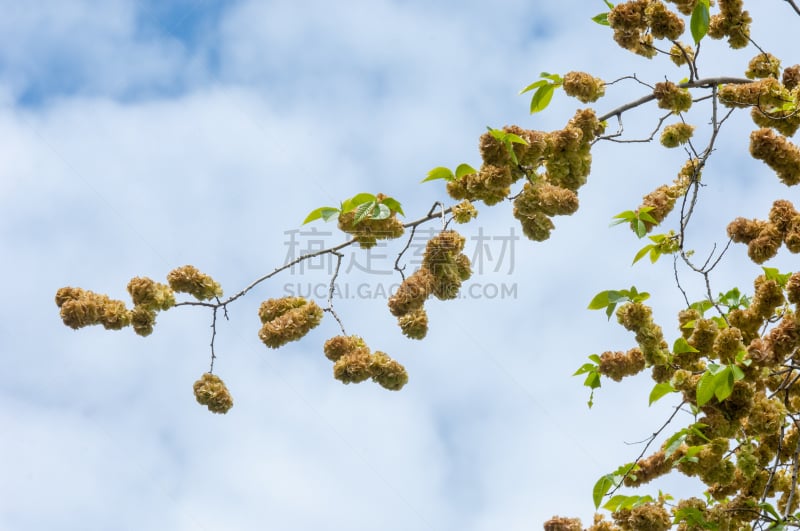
top-left (324, 252), bottom-right (347, 335)
top-left (598, 76), bottom-right (751, 122)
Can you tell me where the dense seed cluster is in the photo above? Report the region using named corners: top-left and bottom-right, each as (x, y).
top-left (749, 128), bottom-right (800, 186)
top-left (562, 71), bottom-right (606, 103)
top-left (167, 265), bottom-right (223, 301)
top-left (257, 297), bottom-right (324, 348)
top-left (193, 372), bottom-right (234, 414)
top-left (728, 200), bottom-right (800, 263)
top-left (707, 0), bottom-right (752, 49)
top-left (653, 81), bottom-right (693, 113)
top-left (337, 210), bottom-right (405, 249)
top-left (607, 0), bottom-right (687, 58)
top-left (660, 122), bottom-right (695, 148)
top-left (323, 335), bottom-right (408, 390)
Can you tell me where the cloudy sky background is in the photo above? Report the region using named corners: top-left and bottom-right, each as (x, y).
top-left (2, 1), bottom-right (799, 529)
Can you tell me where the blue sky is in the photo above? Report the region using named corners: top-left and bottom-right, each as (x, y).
top-left (2, 1), bottom-right (799, 530)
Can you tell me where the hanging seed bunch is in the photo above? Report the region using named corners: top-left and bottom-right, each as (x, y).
top-left (193, 372), bottom-right (234, 414)
top-left (749, 129), bottom-right (800, 186)
top-left (669, 41), bottom-right (695, 66)
top-left (337, 194), bottom-right (405, 249)
top-left (258, 297), bottom-right (324, 348)
top-left (167, 265), bottom-right (223, 300)
top-left (660, 122), bottom-right (695, 148)
top-left (597, 348), bottom-right (647, 381)
top-left (323, 335), bottom-right (408, 391)
top-left (653, 81), bottom-right (693, 113)
top-left (634, 159), bottom-right (696, 233)
top-left (388, 268), bottom-right (434, 340)
top-left (719, 59), bottom-right (800, 137)
top-left (562, 71), bottom-right (606, 103)
top-left (707, 0), bottom-right (752, 49)
top-left (607, 0), bottom-right (685, 59)
top-left (728, 200), bottom-right (800, 263)
top-left (451, 200), bottom-right (478, 224)
top-left (55, 265), bottom-right (222, 337)
top-left (447, 109), bottom-right (604, 232)
top-left (55, 287), bottom-right (131, 331)
top-left (422, 230), bottom-right (472, 301)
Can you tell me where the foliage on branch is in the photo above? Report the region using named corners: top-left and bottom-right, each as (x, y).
top-left (55, 0), bottom-right (800, 528)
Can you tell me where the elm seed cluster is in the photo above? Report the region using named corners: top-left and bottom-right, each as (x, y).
top-left (608, 0), bottom-right (684, 59)
top-left (56, 265), bottom-right (222, 337)
top-left (728, 199), bottom-right (800, 263)
top-left (193, 373), bottom-right (233, 414)
top-left (387, 230), bottom-right (472, 339)
top-left (257, 297), bottom-right (324, 348)
top-left (323, 335), bottom-right (408, 391)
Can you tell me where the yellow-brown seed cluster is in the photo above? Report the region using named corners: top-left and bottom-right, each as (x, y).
top-left (388, 269), bottom-right (433, 340)
top-left (422, 230), bottom-right (472, 301)
top-left (653, 81), bottom-right (693, 113)
top-left (660, 122), bottom-right (695, 148)
top-left (728, 200), bottom-right (800, 263)
top-left (387, 231), bottom-right (471, 338)
top-left (257, 297), bottom-right (323, 348)
top-left (324, 335), bottom-right (408, 390)
top-left (784, 65), bottom-right (800, 91)
top-left (337, 206), bottom-right (405, 249)
top-left (542, 516), bottom-right (583, 531)
top-left (750, 128), bottom-right (800, 186)
top-left (56, 265), bottom-right (224, 337)
top-left (446, 110), bottom-right (603, 235)
top-left (55, 287), bottom-right (132, 331)
top-left (193, 372), bottom-right (234, 414)
top-left (598, 348), bottom-right (646, 381)
top-left (562, 71), bottom-right (606, 103)
top-left (707, 0), bottom-right (752, 49)
top-left (607, 0), bottom-right (684, 58)
top-left (623, 450), bottom-right (673, 487)
top-left (665, 0), bottom-right (696, 16)
top-left (167, 265), bottom-right (223, 301)
top-left (612, 502), bottom-right (672, 531)
top-left (451, 200), bottom-right (478, 224)
top-left (669, 41), bottom-right (695, 67)
top-left (746, 53), bottom-right (781, 80)
top-left (616, 302), bottom-right (670, 366)
top-left (636, 160), bottom-right (694, 232)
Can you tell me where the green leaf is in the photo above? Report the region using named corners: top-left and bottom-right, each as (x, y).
top-left (379, 197), bottom-right (404, 216)
top-left (592, 12), bottom-right (610, 25)
top-left (664, 432), bottom-right (687, 459)
top-left (696, 370), bottom-right (716, 406)
top-left (763, 266), bottom-right (792, 288)
top-left (588, 290), bottom-right (621, 310)
top-left (519, 79), bottom-right (550, 95)
top-left (584, 371), bottom-right (601, 390)
top-left (302, 206), bottom-right (340, 225)
top-left (593, 474), bottom-right (615, 509)
top-left (573, 362), bottom-right (597, 376)
top-left (539, 72), bottom-right (562, 83)
top-left (713, 367), bottom-right (734, 402)
top-left (342, 193), bottom-right (377, 213)
top-left (589, 354), bottom-right (602, 363)
top-left (690, 0), bottom-right (710, 44)
top-left (690, 300), bottom-right (714, 315)
top-left (603, 0), bottom-right (614, 8)
top-left (673, 337), bottom-right (700, 355)
top-left (638, 211), bottom-right (658, 224)
top-left (372, 203), bottom-right (392, 220)
top-left (602, 495), bottom-right (630, 512)
top-left (530, 84), bottom-right (556, 114)
top-left (506, 133), bottom-right (529, 145)
top-left (634, 220), bottom-right (647, 238)
top-left (633, 244), bottom-right (655, 264)
top-left (353, 201), bottom-right (378, 224)
top-left (455, 163), bottom-right (478, 179)
top-left (649, 382), bottom-right (676, 405)
top-left (423, 166), bottom-right (455, 183)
